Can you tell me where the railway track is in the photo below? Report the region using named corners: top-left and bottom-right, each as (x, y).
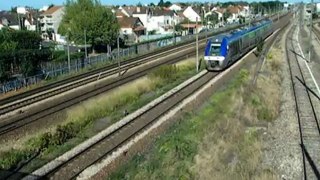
top-left (12, 71), bottom-right (216, 180)
top-left (286, 24), bottom-right (320, 179)
top-left (1, 13), bottom-right (290, 180)
top-left (0, 39), bottom-right (205, 117)
top-left (0, 16), bottom-right (288, 136)
top-left (0, 48), bottom-right (199, 136)
top-left (0, 14), bottom-right (286, 119)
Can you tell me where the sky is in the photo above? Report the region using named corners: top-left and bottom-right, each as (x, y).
top-left (0, 0), bottom-right (296, 10)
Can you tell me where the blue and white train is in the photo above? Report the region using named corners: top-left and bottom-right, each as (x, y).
top-left (204, 20), bottom-right (273, 71)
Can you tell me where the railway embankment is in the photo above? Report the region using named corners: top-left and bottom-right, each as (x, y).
top-left (107, 22), bottom-right (298, 179)
top-left (0, 58), bottom-right (199, 177)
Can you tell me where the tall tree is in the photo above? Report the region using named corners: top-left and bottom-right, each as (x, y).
top-left (164, 1), bottom-right (172, 7)
top-left (158, 0), bottom-right (164, 7)
top-left (58, 0), bottom-right (119, 52)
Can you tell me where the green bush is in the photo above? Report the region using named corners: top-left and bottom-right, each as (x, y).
top-left (0, 149), bottom-right (30, 169)
top-left (149, 65), bottom-right (179, 80)
top-left (52, 51), bottom-right (85, 62)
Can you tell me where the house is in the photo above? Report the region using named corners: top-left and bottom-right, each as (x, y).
top-left (131, 7), bottom-right (152, 32)
top-left (212, 8), bottom-right (225, 26)
top-left (169, 4), bottom-right (183, 11)
top-left (119, 6), bottom-right (177, 34)
top-left (39, 6), bottom-right (64, 40)
top-left (23, 10), bottom-right (39, 31)
top-left (226, 5), bottom-right (241, 23)
top-left (0, 11), bottom-right (20, 30)
top-left (117, 16), bottom-right (145, 43)
top-left (149, 8), bottom-right (176, 33)
top-left (182, 6), bottom-right (203, 22)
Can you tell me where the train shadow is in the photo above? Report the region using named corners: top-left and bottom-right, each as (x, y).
top-left (300, 143), bottom-right (320, 178)
top-left (0, 169), bottom-right (45, 180)
top-left (295, 76), bottom-right (320, 102)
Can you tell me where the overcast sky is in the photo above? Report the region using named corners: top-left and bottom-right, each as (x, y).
top-left (0, 0), bottom-right (296, 10)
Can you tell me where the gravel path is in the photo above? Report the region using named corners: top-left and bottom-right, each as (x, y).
top-left (261, 23), bottom-right (303, 179)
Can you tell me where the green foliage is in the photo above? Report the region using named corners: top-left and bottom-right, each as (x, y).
top-left (257, 39), bottom-right (264, 54)
top-left (223, 10), bottom-right (232, 22)
top-left (0, 150), bottom-right (31, 169)
top-left (149, 65), bottom-right (178, 80)
top-left (59, 0), bottom-right (119, 50)
top-left (0, 28), bottom-right (45, 81)
top-left (0, 61), bottom-right (197, 172)
top-left (52, 50), bottom-right (84, 62)
top-left (207, 12), bottom-right (219, 26)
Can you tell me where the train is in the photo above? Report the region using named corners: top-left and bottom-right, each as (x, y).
top-left (204, 20), bottom-right (273, 71)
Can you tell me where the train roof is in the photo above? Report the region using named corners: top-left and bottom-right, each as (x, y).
top-left (226, 20), bottom-right (272, 43)
top-left (208, 20), bottom-right (272, 45)
top-left (208, 33), bottom-right (228, 43)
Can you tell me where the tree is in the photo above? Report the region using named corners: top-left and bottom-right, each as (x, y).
top-left (206, 13), bottom-right (219, 27)
top-left (164, 1), bottom-right (172, 7)
top-left (223, 10), bottom-right (232, 22)
top-left (149, 2), bottom-right (155, 7)
top-left (158, 0), bottom-right (164, 7)
top-left (58, 0), bottom-right (120, 53)
top-left (137, 2), bottom-right (143, 7)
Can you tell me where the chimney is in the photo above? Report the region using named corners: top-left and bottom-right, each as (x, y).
top-left (137, 7), bottom-right (140, 12)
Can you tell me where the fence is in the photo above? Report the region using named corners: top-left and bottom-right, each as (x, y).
top-left (0, 21), bottom-right (251, 94)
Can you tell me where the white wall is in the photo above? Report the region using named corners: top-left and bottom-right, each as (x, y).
top-left (169, 4), bottom-right (182, 11)
top-left (183, 6), bottom-right (201, 22)
top-left (133, 14), bottom-right (148, 29)
top-left (120, 28), bottom-right (133, 35)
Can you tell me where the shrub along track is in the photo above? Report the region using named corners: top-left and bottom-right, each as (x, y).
top-left (14, 13), bottom-right (292, 180)
top-left (0, 15), bottom-right (287, 137)
top-left (17, 71), bottom-right (217, 180)
top-left (286, 24), bottom-right (320, 179)
top-left (0, 46), bottom-right (199, 136)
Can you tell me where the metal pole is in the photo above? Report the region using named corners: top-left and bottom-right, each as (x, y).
top-left (173, 21), bottom-right (176, 45)
top-left (84, 29), bottom-right (87, 58)
top-left (67, 40), bottom-right (71, 72)
top-left (187, 18), bottom-right (190, 35)
top-left (196, 17), bottom-right (199, 73)
top-left (117, 36), bottom-right (120, 76)
top-left (277, 3), bottom-right (280, 21)
top-left (309, 0), bottom-right (313, 62)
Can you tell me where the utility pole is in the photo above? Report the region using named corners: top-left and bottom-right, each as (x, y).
top-left (308, 0), bottom-right (313, 62)
top-left (67, 29), bottom-right (71, 72)
top-left (67, 39), bottom-right (71, 72)
top-left (277, 2), bottom-right (280, 21)
top-left (84, 29), bottom-right (87, 58)
top-left (173, 21), bottom-right (176, 45)
top-left (196, 17), bottom-right (199, 73)
top-left (117, 36), bottom-right (121, 75)
top-left (187, 18), bottom-right (190, 35)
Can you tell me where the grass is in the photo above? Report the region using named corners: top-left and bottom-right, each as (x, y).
top-left (108, 46), bottom-right (284, 179)
top-left (0, 58), bottom-right (198, 174)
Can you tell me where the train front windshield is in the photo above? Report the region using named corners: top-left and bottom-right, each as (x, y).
top-left (210, 44), bottom-right (220, 56)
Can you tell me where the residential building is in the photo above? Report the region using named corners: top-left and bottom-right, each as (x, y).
top-left (149, 8), bottom-right (176, 33)
top-left (119, 6), bottom-right (176, 34)
top-left (0, 11), bottom-right (20, 30)
top-left (182, 6), bottom-right (203, 22)
top-left (39, 6), bottom-right (64, 40)
top-left (226, 5), bottom-right (241, 23)
top-left (169, 4), bottom-right (183, 11)
top-left (117, 16), bottom-right (145, 43)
